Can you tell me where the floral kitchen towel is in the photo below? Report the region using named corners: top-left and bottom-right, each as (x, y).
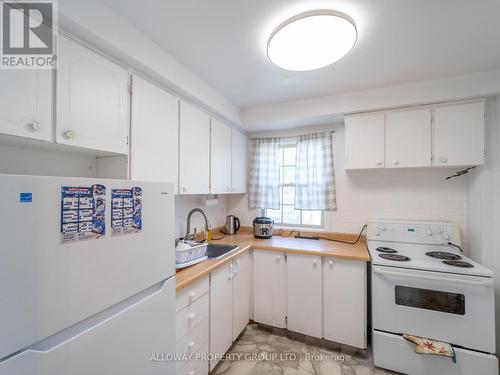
top-left (403, 333), bottom-right (456, 363)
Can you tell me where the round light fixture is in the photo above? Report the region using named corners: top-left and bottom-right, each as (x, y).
top-left (267, 10), bottom-right (357, 71)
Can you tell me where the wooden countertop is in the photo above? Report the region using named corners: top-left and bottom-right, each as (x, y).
top-left (175, 229), bottom-right (370, 292)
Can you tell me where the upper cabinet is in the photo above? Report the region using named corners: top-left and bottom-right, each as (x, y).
top-left (57, 36), bottom-right (129, 154)
top-left (179, 101), bottom-right (210, 194)
top-left (385, 109), bottom-right (431, 168)
top-left (0, 70), bottom-right (52, 141)
top-left (345, 113), bottom-right (385, 169)
top-left (345, 100), bottom-right (485, 170)
top-left (433, 101), bottom-right (485, 167)
top-left (130, 76), bottom-right (179, 188)
top-left (210, 118), bottom-right (232, 194)
top-left (231, 129), bottom-right (248, 193)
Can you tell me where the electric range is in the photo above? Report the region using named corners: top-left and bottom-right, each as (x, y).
top-left (367, 220), bottom-right (498, 375)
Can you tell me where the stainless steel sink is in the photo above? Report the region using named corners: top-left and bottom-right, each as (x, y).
top-left (206, 244), bottom-right (239, 260)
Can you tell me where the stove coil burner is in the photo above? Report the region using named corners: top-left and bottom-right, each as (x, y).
top-left (376, 247), bottom-right (398, 253)
top-left (379, 254), bottom-right (411, 262)
top-left (425, 251), bottom-right (462, 261)
top-left (442, 260), bottom-right (474, 268)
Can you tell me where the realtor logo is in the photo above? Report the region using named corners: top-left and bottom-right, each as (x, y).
top-left (1, 0), bottom-right (57, 69)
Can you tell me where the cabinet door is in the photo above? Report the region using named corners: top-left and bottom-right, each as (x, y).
top-left (433, 101), bottom-right (485, 167)
top-left (0, 70), bottom-right (52, 141)
top-left (210, 118), bottom-right (232, 194)
top-left (231, 129), bottom-right (248, 193)
top-left (209, 263), bottom-right (233, 371)
top-left (232, 252), bottom-right (251, 341)
top-left (286, 253), bottom-right (322, 338)
top-left (253, 250), bottom-right (286, 328)
top-left (130, 76), bottom-right (179, 189)
top-left (56, 36), bottom-right (129, 154)
top-left (385, 109), bottom-right (431, 168)
top-left (179, 101), bottom-right (210, 194)
top-left (345, 113), bottom-right (385, 169)
top-left (323, 258), bottom-right (366, 348)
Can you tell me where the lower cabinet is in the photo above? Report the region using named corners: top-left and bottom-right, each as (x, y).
top-left (286, 253), bottom-right (322, 338)
top-left (232, 251), bottom-right (251, 341)
top-left (323, 258), bottom-right (367, 348)
top-left (253, 250), bottom-right (286, 328)
top-left (209, 252), bottom-right (251, 371)
top-left (176, 276), bottom-right (210, 375)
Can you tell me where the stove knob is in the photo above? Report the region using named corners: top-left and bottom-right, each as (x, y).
top-left (443, 232), bottom-right (450, 241)
top-left (426, 227), bottom-right (433, 236)
top-left (375, 228), bottom-right (381, 236)
top-left (381, 224), bottom-right (387, 232)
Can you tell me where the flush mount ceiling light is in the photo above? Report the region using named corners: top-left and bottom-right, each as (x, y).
top-left (267, 10), bottom-right (357, 71)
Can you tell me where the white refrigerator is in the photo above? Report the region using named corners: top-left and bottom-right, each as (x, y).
top-left (0, 174), bottom-right (176, 374)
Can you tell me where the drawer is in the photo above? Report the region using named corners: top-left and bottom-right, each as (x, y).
top-left (176, 293), bottom-right (209, 340)
top-left (177, 343), bottom-right (209, 375)
top-left (373, 330), bottom-right (498, 375)
top-left (176, 276), bottom-right (209, 313)
top-left (176, 319), bottom-right (208, 371)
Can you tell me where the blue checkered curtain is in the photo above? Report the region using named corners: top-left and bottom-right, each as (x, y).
top-left (295, 132), bottom-right (337, 211)
top-left (248, 137), bottom-right (281, 209)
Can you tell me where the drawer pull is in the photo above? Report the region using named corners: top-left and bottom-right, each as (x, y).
top-left (188, 342), bottom-right (195, 353)
top-left (188, 371), bottom-right (195, 375)
top-left (188, 292), bottom-right (196, 302)
top-left (188, 313), bottom-right (196, 324)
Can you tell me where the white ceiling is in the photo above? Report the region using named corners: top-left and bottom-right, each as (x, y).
top-left (101, 0), bottom-right (500, 110)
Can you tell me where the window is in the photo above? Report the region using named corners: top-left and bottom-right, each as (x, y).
top-left (264, 142), bottom-right (323, 228)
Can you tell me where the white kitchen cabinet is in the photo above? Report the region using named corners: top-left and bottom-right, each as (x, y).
top-left (56, 36), bottom-right (129, 154)
top-left (0, 69), bottom-right (52, 141)
top-left (231, 129), bottom-right (248, 193)
top-left (130, 76), bottom-right (179, 188)
top-left (385, 109), bottom-right (431, 168)
top-left (286, 253), bottom-right (322, 338)
top-left (253, 250), bottom-right (286, 328)
top-left (323, 258), bottom-right (366, 349)
top-left (210, 118), bottom-right (232, 194)
top-left (432, 101), bottom-right (485, 167)
top-left (232, 251), bottom-right (251, 341)
top-left (209, 262), bottom-right (233, 371)
top-left (179, 101), bottom-right (210, 194)
top-left (345, 113), bottom-right (385, 169)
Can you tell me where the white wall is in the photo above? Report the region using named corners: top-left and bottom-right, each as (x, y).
top-left (0, 143), bottom-right (97, 177)
top-left (228, 123), bottom-right (469, 248)
top-left (468, 96), bottom-right (500, 353)
top-left (175, 195), bottom-right (229, 239)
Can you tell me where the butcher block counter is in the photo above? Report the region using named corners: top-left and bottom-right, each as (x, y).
top-left (175, 228), bottom-right (370, 291)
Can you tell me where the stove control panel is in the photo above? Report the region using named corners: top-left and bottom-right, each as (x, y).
top-left (367, 220), bottom-right (460, 245)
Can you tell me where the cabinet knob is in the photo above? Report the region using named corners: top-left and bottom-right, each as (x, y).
top-left (376, 160), bottom-right (382, 166)
top-left (392, 160), bottom-right (399, 166)
top-left (439, 156), bottom-right (448, 163)
top-left (28, 122), bottom-right (41, 131)
top-left (63, 129), bottom-right (75, 139)
top-left (312, 259), bottom-right (318, 266)
top-left (328, 260), bottom-right (334, 267)
top-left (228, 274), bottom-right (233, 281)
top-left (188, 292), bottom-right (196, 302)
top-left (276, 255), bottom-right (281, 262)
top-left (188, 342), bottom-right (195, 353)
top-left (188, 371), bottom-right (195, 375)
top-left (188, 313), bottom-right (196, 323)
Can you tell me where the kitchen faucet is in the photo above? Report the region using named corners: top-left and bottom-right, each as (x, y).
top-left (184, 208), bottom-right (212, 241)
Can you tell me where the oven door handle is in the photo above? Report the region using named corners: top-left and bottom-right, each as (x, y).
top-left (373, 267), bottom-right (494, 286)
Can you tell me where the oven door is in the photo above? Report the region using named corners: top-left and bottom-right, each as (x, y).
top-left (372, 265), bottom-right (495, 353)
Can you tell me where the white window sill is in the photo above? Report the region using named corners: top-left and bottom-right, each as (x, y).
top-left (274, 226), bottom-right (325, 233)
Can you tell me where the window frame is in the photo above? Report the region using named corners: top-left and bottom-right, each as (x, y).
top-left (262, 141), bottom-right (324, 229)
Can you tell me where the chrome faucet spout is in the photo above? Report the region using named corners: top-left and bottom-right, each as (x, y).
top-left (184, 208), bottom-right (211, 241)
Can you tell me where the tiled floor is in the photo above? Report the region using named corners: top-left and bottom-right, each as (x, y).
top-left (213, 324), bottom-right (401, 375)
